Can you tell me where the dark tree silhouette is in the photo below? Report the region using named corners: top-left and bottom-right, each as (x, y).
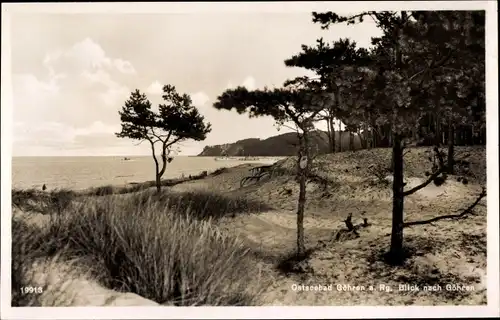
top-left (285, 38), bottom-right (374, 153)
top-left (116, 85), bottom-right (211, 192)
top-left (213, 77), bottom-right (327, 258)
top-left (311, 10), bottom-right (485, 264)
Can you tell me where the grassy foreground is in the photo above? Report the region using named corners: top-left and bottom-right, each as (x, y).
top-left (12, 187), bottom-right (270, 306)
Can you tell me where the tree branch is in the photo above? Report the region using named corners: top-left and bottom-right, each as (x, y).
top-left (414, 55), bottom-right (437, 90)
top-left (433, 48), bottom-right (454, 69)
top-left (403, 167), bottom-right (445, 197)
top-left (151, 128), bottom-right (171, 145)
top-left (158, 141), bottom-right (170, 177)
top-left (403, 146), bottom-right (447, 196)
top-left (148, 138), bottom-right (160, 175)
top-left (408, 68), bottom-right (426, 82)
top-left (165, 136), bottom-right (184, 149)
top-left (413, 48), bottom-right (454, 92)
top-left (282, 103), bottom-right (300, 124)
top-left (404, 188), bottom-right (486, 227)
top-left (133, 140), bottom-right (146, 146)
top-left (280, 123), bottom-right (300, 132)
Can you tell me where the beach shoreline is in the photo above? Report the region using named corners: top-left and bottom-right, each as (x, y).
top-left (12, 156), bottom-right (284, 192)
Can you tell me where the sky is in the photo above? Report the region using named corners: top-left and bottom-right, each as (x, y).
top-left (8, 6), bottom-right (382, 156)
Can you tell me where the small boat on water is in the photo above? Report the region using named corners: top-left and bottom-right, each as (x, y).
top-left (123, 157), bottom-right (131, 161)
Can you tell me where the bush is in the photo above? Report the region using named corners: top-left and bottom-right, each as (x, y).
top-left (83, 172), bottom-right (212, 196)
top-left (11, 192), bottom-right (262, 306)
top-left (47, 189), bottom-right (77, 214)
top-left (367, 163), bottom-right (391, 186)
top-left (12, 188), bottom-right (40, 209)
top-left (12, 188), bottom-right (76, 215)
top-left (211, 167), bottom-right (228, 176)
top-left (128, 189), bottom-right (272, 220)
top-left (87, 185), bottom-right (115, 196)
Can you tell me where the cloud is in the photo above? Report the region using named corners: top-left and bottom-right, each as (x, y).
top-left (82, 69), bottom-right (130, 107)
top-left (224, 77), bottom-right (256, 91)
top-left (12, 74), bottom-right (60, 121)
top-left (43, 38), bottom-right (135, 75)
top-left (146, 80), bottom-right (163, 95)
top-left (113, 59), bottom-right (136, 74)
top-left (225, 81), bottom-right (235, 90)
top-left (74, 121), bottom-right (121, 136)
top-left (241, 76), bottom-right (256, 90)
top-left (190, 91), bottom-right (210, 108)
top-left (13, 74), bottom-right (59, 96)
top-left (13, 120), bottom-right (126, 156)
top-left (14, 121), bottom-right (75, 147)
top-left (12, 38), bottom-right (136, 155)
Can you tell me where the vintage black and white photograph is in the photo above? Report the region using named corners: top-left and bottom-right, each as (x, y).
top-left (1, 1), bottom-right (498, 319)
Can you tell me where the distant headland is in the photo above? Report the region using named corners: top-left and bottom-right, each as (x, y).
top-left (197, 130), bottom-right (362, 157)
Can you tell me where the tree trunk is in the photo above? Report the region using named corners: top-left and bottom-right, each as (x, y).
top-left (471, 124), bottom-right (475, 145)
top-left (155, 143), bottom-right (171, 192)
top-left (389, 11), bottom-right (406, 264)
top-left (389, 133), bottom-right (405, 263)
top-left (326, 118), bottom-right (332, 153)
top-left (368, 127), bottom-right (374, 149)
top-left (468, 125), bottom-right (473, 145)
top-left (358, 127), bottom-right (367, 149)
top-left (326, 117), bottom-right (335, 153)
top-left (296, 168), bottom-right (306, 257)
top-left (149, 140), bottom-right (162, 193)
top-left (295, 132), bottom-right (310, 257)
top-left (155, 173), bottom-right (161, 193)
top-left (447, 118), bottom-right (455, 174)
top-left (435, 114), bottom-right (441, 146)
top-left (330, 118), bottom-right (336, 153)
top-left (349, 131), bottom-right (355, 151)
top-left (459, 127), bottom-right (464, 145)
top-left (338, 122), bottom-right (342, 152)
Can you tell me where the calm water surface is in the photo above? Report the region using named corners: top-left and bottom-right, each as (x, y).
top-left (12, 156), bottom-right (279, 190)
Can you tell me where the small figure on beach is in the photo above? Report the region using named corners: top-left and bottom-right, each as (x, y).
top-left (42, 184), bottom-right (47, 191)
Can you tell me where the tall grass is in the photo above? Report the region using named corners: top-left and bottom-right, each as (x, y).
top-left (12, 188), bottom-right (76, 214)
top-left (12, 190), bottom-right (263, 306)
top-left (129, 189), bottom-right (273, 220)
top-left (83, 170), bottom-right (215, 197)
top-left (12, 218), bottom-right (46, 306)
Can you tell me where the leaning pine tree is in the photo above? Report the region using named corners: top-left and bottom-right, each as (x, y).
top-left (213, 76), bottom-right (328, 259)
top-left (116, 85), bottom-right (211, 192)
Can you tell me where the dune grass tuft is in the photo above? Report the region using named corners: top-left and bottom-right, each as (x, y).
top-left (12, 218), bottom-right (46, 306)
top-left (12, 190), bottom-right (262, 306)
top-left (12, 188), bottom-right (77, 214)
top-left (86, 185), bottom-right (116, 196)
top-left (128, 189), bottom-right (273, 220)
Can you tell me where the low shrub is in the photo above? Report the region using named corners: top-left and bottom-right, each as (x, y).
top-left (128, 189), bottom-right (272, 220)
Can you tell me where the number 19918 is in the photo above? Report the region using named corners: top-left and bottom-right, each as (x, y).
top-left (20, 286), bottom-right (43, 294)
